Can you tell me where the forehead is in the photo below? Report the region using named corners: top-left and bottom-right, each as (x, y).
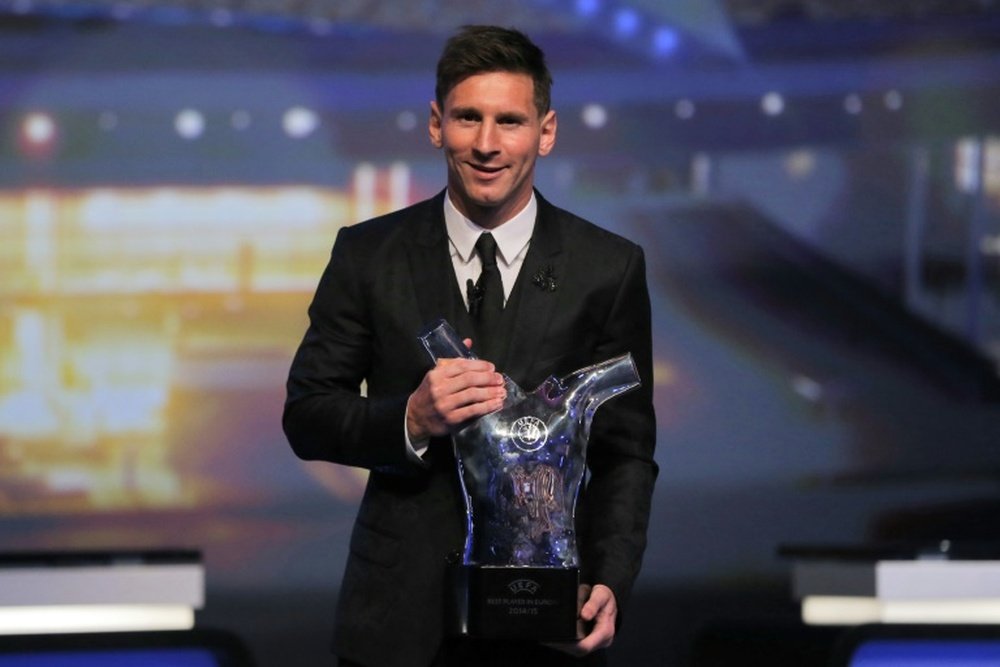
top-left (442, 71), bottom-right (537, 113)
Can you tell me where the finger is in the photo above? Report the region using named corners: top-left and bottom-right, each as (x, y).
top-left (445, 381), bottom-right (508, 409)
top-left (546, 612), bottom-right (614, 658)
top-left (580, 585), bottom-right (610, 622)
top-left (421, 376), bottom-right (505, 426)
top-left (427, 371), bottom-right (504, 405)
top-left (575, 617), bottom-right (615, 654)
top-left (431, 374), bottom-right (506, 406)
top-left (435, 356), bottom-right (491, 371)
top-left (431, 359), bottom-right (502, 385)
top-left (575, 585), bottom-right (617, 653)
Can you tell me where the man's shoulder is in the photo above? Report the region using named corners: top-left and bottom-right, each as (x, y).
top-left (337, 192), bottom-right (444, 246)
top-left (538, 193), bottom-right (641, 255)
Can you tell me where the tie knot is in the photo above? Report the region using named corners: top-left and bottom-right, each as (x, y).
top-left (474, 233), bottom-right (499, 270)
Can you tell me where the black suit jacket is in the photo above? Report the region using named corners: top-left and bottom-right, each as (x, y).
top-left (283, 190), bottom-right (657, 667)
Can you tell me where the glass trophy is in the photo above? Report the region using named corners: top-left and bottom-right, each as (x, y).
top-left (418, 319), bottom-right (640, 641)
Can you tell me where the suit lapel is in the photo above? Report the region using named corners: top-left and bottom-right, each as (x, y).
top-left (500, 192), bottom-right (565, 383)
top-left (406, 191), bottom-right (476, 343)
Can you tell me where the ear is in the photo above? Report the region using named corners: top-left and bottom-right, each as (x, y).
top-left (537, 109), bottom-right (557, 157)
top-left (429, 100), bottom-right (443, 149)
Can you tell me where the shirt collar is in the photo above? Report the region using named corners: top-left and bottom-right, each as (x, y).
top-left (444, 192), bottom-right (536, 266)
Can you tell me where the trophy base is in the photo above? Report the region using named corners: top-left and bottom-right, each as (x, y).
top-left (445, 563), bottom-right (580, 641)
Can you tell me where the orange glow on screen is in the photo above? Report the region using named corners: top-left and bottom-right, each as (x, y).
top-left (0, 170), bottom-right (408, 514)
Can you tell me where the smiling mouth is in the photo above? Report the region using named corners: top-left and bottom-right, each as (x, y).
top-left (470, 163), bottom-right (504, 175)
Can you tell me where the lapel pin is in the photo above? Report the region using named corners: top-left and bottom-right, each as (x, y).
top-left (532, 265), bottom-right (557, 292)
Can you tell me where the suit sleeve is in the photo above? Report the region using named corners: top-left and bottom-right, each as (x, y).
top-left (578, 242), bottom-right (659, 621)
top-left (282, 226), bottom-right (422, 475)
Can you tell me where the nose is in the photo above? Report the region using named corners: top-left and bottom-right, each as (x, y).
top-left (472, 121), bottom-right (500, 158)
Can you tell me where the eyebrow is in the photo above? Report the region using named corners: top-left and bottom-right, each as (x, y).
top-left (449, 106), bottom-right (481, 118)
top-left (497, 111), bottom-right (530, 123)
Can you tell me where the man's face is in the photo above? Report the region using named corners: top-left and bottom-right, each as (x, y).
top-left (429, 71), bottom-right (557, 229)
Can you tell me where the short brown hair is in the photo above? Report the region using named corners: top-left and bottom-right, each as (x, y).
top-left (435, 25), bottom-right (553, 116)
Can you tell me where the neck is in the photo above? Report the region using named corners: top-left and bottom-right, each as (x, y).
top-left (447, 188), bottom-right (534, 230)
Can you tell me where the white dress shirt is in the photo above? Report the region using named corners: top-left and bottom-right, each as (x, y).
top-left (443, 192), bottom-right (536, 307)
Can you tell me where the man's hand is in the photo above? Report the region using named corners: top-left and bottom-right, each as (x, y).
top-left (549, 583), bottom-right (618, 657)
top-left (406, 352), bottom-right (506, 441)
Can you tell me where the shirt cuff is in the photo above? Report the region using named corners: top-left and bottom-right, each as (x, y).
top-left (404, 396), bottom-right (431, 464)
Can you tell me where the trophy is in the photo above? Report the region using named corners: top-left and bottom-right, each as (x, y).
top-left (418, 319), bottom-right (640, 641)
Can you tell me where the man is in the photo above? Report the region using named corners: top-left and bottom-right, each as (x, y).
top-left (283, 25), bottom-right (657, 667)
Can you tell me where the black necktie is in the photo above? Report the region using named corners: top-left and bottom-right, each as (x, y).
top-left (470, 233), bottom-right (504, 357)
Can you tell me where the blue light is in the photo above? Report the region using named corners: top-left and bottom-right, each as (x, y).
top-left (653, 27), bottom-right (679, 56)
top-left (615, 8), bottom-right (639, 37)
top-left (145, 5), bottom-right (193, 26)
top-left (575, 0), bottom-right (600, 17)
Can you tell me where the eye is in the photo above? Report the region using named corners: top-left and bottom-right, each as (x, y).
top-left (456, 111), bottom-right (480, 124)
top-left (497, 114), bottom-right (530, 128)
